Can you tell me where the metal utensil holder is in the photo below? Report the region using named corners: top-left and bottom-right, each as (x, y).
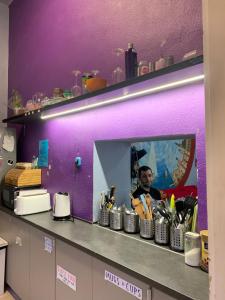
top-left (140, 219), bottom-right (154, 239)
top-left (170, 224), bottom-right (187, 252)
top-left (99, 207), bottom-right (110, 227)
top-left (110, 209), bottom-right (123, 230)
top-left (124, 212), bottom-right (139, 233)
top-left (154, 218), bottom-right (170, 245)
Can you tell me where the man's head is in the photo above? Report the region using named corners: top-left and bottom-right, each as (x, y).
top-left (138, 166), bottom-right (154, 188)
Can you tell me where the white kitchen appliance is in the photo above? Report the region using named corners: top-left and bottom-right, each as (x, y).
top-left (52, 192), bottom-right (71, 220)
top-left (14, 189), bottom-right (51, 215)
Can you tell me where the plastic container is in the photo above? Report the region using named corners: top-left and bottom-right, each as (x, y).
top-left (0, 237), bottom-right (8, 295)
top-left (124, 210), bottom-right (139, 233)
top-left (110, 207), bottom-right (123, 230)
top-left (140, 219), bottom-right (154, 239)
top-left (184, 232), bottom-right (201, 267)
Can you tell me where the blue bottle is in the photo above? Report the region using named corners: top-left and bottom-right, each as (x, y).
top-left (125, 43), bottom-right (137, 80)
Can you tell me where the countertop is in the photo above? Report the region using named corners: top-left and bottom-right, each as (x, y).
top-left (0, 207), bottom-right (209, 300)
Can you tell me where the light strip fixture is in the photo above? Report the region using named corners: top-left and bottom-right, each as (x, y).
top-left (41, 74), bottom-right (204, 120)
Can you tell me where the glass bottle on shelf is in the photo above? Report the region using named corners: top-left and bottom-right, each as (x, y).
top-left (71, 70), bottom-right (82, 97)
top-left (125, 43), bottom-right (137, 80)
top-left (112, 48), bottom-right (125, 84)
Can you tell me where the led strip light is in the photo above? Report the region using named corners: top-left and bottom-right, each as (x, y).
top-left (41, 74), bottom-right (204, 120)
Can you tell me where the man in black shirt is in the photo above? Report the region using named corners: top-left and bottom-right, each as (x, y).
top-left (132, 166), bottom-right (161, 200)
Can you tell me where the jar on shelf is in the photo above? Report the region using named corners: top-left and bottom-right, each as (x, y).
top-left (137, 61), bottom-right (149, 76)
top-left (200, 230), bottom-right (209, 272)
top-left (184, 232), bottom-right (201, 267)
top-left (149, 62), bottom-right (155, 73)
top-left (52, 88), bottom-right (64, 98)
top-left (82, 72), bottom-right (93, 94)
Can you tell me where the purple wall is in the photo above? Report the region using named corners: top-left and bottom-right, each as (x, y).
top-left (18, 77), bottom-right (207, 229)
top-left (8, 0), bottom-right (203, 101)
top-left (9, 0), bottom-right (206, 228)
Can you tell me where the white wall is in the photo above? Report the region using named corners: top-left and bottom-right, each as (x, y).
top-left (93, 141), bottom-right (131, 222)
top-left (0, 2), bottom-right (9, 124)
top-left (203, 1), bottom-right (225, 299)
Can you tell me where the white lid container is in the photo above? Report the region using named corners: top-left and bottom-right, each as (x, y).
top-left (185, 232), bottom-right (201, 267)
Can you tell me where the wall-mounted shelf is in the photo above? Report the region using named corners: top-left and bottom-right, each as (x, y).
top-left (3, 55), bottom-right (203, 124)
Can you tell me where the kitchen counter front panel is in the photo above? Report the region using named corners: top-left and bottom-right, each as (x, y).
top-left (0, 207), bottom-right (208, 300)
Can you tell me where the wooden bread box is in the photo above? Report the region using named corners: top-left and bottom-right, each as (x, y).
top-left (5, 168), bottom-right (42, 187)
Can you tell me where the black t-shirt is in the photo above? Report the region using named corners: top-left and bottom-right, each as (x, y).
top-left (132, 186), bottom-right (161, 200)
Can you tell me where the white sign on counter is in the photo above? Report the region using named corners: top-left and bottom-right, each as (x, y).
top-left (57, 265), bottom-right (76, 291)
top-left (105, 270), bottom-right (142, 300)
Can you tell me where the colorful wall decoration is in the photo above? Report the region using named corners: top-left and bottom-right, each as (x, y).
top-left (131, 137), bottom-right (197, 191)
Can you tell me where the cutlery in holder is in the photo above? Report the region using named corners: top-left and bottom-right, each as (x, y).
top-left (124, 210), bottom-right (139, 233)
top-left (99, 207), bottom-right (110, 227)
top-left (110, 207), bottom-right (123, 230)
top-left (170, 224), bottom-right (186, 252)
top-left (140, 218), bottom-right (154, 239)
top-left (154, 217), bottom-right (170, 245)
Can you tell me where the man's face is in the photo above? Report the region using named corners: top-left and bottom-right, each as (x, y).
top-left (139, 170), bottom-right (153, 187)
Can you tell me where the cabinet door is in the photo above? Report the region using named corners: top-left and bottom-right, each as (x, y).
top-left (0, 212), bottom-right (14, 294)
top-left (93, 257), bottom-right (151, 300)
top-left (6, 217), bottom-right (30, 300)
top-left (56, 239), bottom-right (92, 300)
top-left (30, 227), bottom-right (55, 300)
top-left (152, 288), bottom-right (178, 300)
top-left (0, 211), bottom-right (12, 242)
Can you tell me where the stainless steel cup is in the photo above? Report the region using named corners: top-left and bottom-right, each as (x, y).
top-left (110, 207), bottom-right (123, 230)
top-left (140, 219), bottom-right (154, 239)
top-left (170, 224), bottom-right (186, 252)
top-left (99, 207), bottom-right (110, 227)
top-left (124, 210), bottom-right (139, 233)
top-left (154, 217), bottom-right (170, 245)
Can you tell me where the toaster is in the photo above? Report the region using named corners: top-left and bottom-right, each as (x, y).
top-left (14, 192), bottom-right (51, 215)
top-left (1, 184), bottom-right (43, 210)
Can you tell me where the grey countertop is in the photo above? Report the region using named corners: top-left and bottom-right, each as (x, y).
top-left (0, 207), bottom-right (208, 300)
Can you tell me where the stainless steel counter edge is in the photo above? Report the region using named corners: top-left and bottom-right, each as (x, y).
top-left (0, 207), bottom-right (209, 300)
